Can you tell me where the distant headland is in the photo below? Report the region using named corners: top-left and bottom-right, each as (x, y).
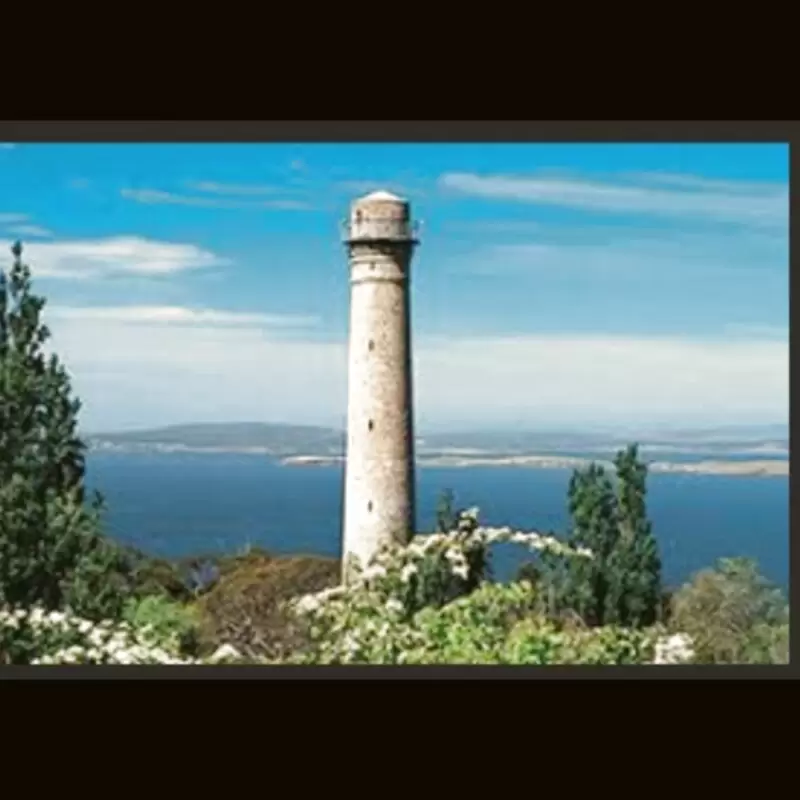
top-left (85, 422), bottom-right (788, 478)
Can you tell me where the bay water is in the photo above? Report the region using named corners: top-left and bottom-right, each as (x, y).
top-left (85, 451), bottom-right (789, 591)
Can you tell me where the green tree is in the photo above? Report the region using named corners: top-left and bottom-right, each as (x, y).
top-left (537, 445), bottom-right (662, 627)
top-left (0, 242), bottom-right (131, 621)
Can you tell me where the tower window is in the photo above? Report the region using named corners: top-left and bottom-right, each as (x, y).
top-left (370, 262), bottom-right (376, 270)
top-left (367, 501), bottom-right (373, 512)
top-left (368, 419), bottom-right (374, 431)
top-left (368, 339), bottom-right (374, 351)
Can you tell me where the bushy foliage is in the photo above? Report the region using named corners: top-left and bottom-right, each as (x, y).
top-left (535, 445), bottom-right (662, 628)
top-left (669, 557), bottom-right (789, 664)
top-left (0, 242), bottom-right (134, 621)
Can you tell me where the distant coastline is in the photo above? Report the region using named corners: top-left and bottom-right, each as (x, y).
top-left (85, 422), bottom-right (788, 479)
top-left (86, 442), bottom-right (788, 477)
top-left (281, 454), bottom-right (788, 477)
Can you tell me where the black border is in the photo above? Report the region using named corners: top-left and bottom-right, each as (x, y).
top-left (0, 121), bottom-right (794, 681)
top-left (0, 120), bottom-right (794, 142)
top-left (0, 665), bottom-right (797, 679)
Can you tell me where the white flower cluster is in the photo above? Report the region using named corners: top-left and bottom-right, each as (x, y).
top-left (291, 507), bottom-right (592, 617)
top-left (653, 633), bottom-right (695, 664)
top-left (0, 606), bottom-right (242, 665)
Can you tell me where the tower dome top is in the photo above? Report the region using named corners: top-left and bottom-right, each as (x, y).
top-left (354, 189), bottom-right (406, 206)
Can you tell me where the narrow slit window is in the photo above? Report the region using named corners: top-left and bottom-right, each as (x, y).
top-left (367, 501), bottom-right (373, 512)
top-left (368, 340), bottom-right (375, 351)
top-left (368, 419), bottom-right (374, 431)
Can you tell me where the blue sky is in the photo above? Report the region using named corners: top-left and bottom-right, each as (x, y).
top-left (0, 142), bottom-right (789, 432)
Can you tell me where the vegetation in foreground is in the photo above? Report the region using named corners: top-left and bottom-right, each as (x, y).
top-left (0, 242), bottom-right (789, 666)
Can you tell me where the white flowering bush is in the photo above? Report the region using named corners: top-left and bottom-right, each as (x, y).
top-left (303, 507), bottom-right (592, 616)
top-left (284, 508), bottom-right (682, 664)
top-left (0, 604), bottom-right (246, 665)
top-left (653, 633), bottom-right (695, 664)
top-left (289, 579), bottom-right (691, 665)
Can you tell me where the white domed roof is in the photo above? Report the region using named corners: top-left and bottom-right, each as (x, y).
top-left (355, 189), bottom-right (406, 204)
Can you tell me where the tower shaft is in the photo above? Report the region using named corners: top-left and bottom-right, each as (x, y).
top-left (341, 192), bottom-right (418, 582)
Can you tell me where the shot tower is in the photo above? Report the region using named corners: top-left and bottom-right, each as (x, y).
top-left (341, 190), bottom-right (419, 582)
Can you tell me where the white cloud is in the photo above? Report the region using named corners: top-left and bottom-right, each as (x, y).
top-left (121, 188), bottom-right (312, 211)
top-left (453, 225), bottom-right (787, 281)
top-left (0, 213), bottom-right (53, 239)
top-left (263, 198), bottom-right (312, 210)
top-left (443, 219), bottom-right (543, 236)
top-left (438, 171), bottom-right (788, 228)
top-left (50, 305), bottom-right (318, 328)
top-left (721, 323), bottom-right (789, 340)
top-left (121, 189), bottom-right (234, 208)
top-left (414, 334), bottom-right (788, 429)
top-left (47, 310), bottom-right (347, 431)
top-left (623, 171), bottom-right (784, 194)
top-left (0, 236), bottom-right (226, 279)
top-left (41, 306), bottom-right (788, 431)
top-left (186, 181), bottom-right (278, 196)
top-left (4, 224), bottom-right (53, 239)
top-left (337, 180), bottom-right (412, 197)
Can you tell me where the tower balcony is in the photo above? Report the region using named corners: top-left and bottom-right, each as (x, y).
top-left (341, 218), bottom-right (421, 245)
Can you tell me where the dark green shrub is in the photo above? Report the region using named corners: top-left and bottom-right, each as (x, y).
top-left (120, 548), bottom-right (196, 602)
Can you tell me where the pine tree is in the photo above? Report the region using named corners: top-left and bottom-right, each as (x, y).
top-left (0, 242), bottom-right (131, 620)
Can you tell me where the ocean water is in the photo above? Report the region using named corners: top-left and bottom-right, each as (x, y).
top-left (85, 452), bottom-right (790, 591)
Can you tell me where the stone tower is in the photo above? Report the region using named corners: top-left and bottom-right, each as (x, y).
top-left (341, 190), bottom-right (419, 582)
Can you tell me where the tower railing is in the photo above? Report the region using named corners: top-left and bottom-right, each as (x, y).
top-left (341, 218), bottom-right (421, 244)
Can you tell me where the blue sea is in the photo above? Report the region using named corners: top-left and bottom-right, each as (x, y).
top-left (85, 452), bottom-right (790, 591)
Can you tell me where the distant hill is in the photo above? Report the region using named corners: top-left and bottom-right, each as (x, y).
top-left (418, 425), bottom-right (788, 454)
top-left (86, 421), bottom-right (788, 459)
top-left (87, 423), bottom-right (344, 456)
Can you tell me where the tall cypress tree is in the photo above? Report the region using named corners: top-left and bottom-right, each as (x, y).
top-left (537, 444), bottom-right (662, 627)
top-left (563, 462), bottom-right (620, 625)
top-left (609, 445), bottom-right (662, 626)
top-left (0, 242), bottom-right (130, 620)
